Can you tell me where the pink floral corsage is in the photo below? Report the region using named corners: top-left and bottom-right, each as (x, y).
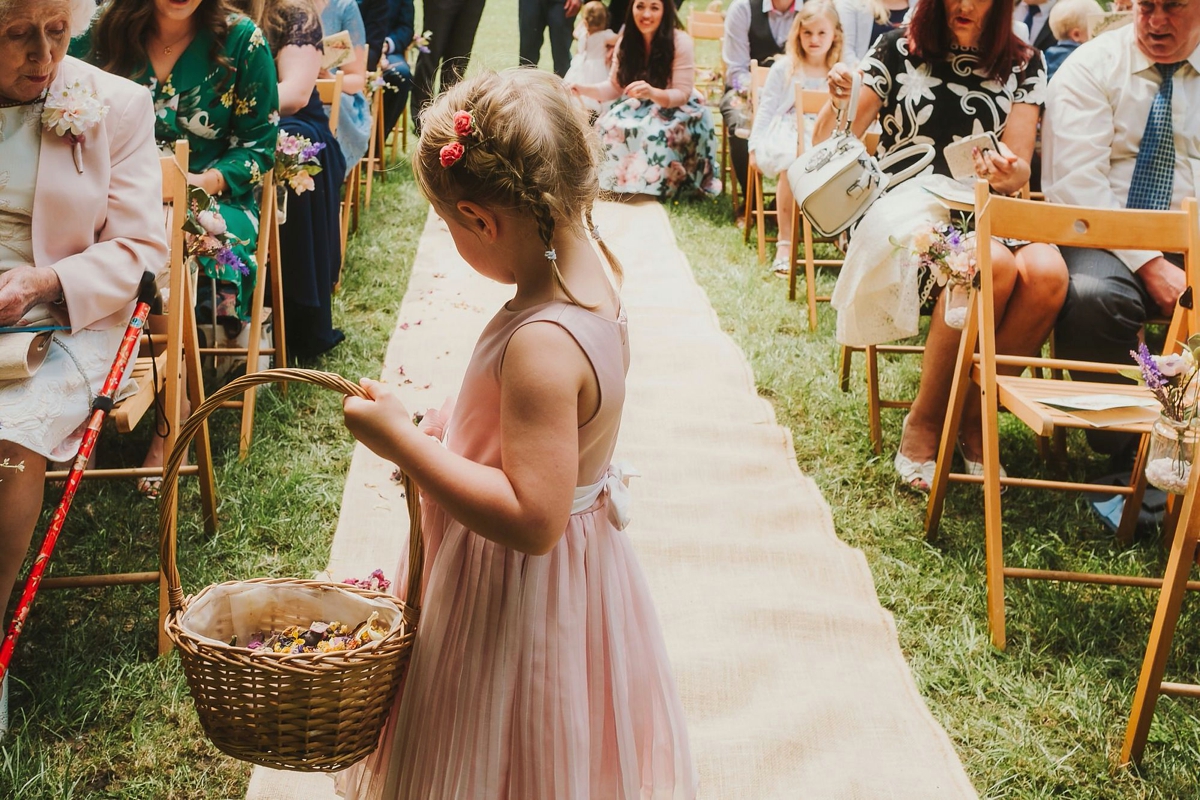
top-left (41, 79), bottom-right (108, 175)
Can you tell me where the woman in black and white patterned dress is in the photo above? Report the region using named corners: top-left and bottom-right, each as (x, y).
top-left (812, 0), bottom-right (1068, 492)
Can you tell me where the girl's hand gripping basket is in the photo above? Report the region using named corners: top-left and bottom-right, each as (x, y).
top-left (157, 368), bottom-right (425, 772)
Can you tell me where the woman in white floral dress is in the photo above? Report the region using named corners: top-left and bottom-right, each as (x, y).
top-left (812, 0), bottom-right (1068, 492)
top-left (568, 0), bottom-right (720, 199)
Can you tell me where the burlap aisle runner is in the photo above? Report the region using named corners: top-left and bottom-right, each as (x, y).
top-left (246, 201), bottom-right (977, 799)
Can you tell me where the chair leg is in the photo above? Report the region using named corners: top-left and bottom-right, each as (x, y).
top-left (181, 279), bottom-right (217, 535)
top-left (401, 106), bottom-right (408, 152)
top-left (365, 105), bottom-right (379, 208)
top-left (978, 325), bottom-right (1008, 651)
top-left (926, 298), bottom-right (979, 539)
top-left (157, 246), bottom-right (184, 656)
top-left (742, 173), bottom-right (755, 244)
top-left (1117, 434), bottom-right (1152, 546)
top-left (838, 345), bottom-right (853, 392)
top-left (803, 217), bottom-right (818, 331)
top-left (755, 173), bottom-right (767, 264)
top-left (239, 264), bottom-right (268, 460)
top-left (1120, 490), bottom-right (1200, 765)
top-left (865, 344), bottom-right (883, 455)
top-left (730, 136), bottom-right (739, 219)
top-left (270, 202), bottom-right (287, 380)
top-left (379, 115), bottom-right (389, 181)
top-left (720, 123), bottom-right (729, 199)
top-left (787, 207), bottom-right (800, 302)
top-left (159, 278), bottom-right (217, 654)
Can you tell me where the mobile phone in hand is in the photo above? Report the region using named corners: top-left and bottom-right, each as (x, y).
top-left (944, 132), bottom-right (1001, 182)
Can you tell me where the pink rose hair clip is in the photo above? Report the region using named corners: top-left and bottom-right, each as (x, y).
top-left (439, 110), bottom-right (478, 168)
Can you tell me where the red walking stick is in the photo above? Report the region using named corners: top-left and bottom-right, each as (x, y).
top-left (0, 271), bottom-right (157, 681)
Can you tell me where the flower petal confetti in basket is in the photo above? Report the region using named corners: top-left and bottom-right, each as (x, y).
top-left (157, 369), bottom-right (425, 772)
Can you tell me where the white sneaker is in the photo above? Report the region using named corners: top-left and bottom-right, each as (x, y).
top-left (1, 672), bottom-right (9, 741)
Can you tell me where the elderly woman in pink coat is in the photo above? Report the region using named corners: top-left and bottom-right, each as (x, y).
top-left (0, 0), bottom-right (167, 737)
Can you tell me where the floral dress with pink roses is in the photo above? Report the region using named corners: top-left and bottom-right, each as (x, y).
top-left (594, 30), bottom-right (720, 199)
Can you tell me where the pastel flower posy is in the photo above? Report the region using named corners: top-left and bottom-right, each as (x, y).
top-left (42, 79), bottom-right (109, 174)
top-left (1130, 341), bottom-right (1200, 423)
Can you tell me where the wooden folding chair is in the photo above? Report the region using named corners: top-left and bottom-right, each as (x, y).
top-left (36, 141), bottom-right (217, 654)
top-left (387, 46), bottom-right (415, 163)
top-left (742, 61), bottom-right (775, 263)
top-left (925, 181), bottom-right (1199, 651)
top-left (687, 9), bottom-right (725, 103)
top-left (316, 74), bottom-right (353, 266)
top-left (363, 70), bottom-right (384, 208)
top-left (196, 170), bottom-right (286, 459)
top-left (783, 86), bottom-right (841, 329)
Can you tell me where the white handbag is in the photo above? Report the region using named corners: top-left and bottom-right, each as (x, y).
top-left (787, 72), bottom-right (935, 238)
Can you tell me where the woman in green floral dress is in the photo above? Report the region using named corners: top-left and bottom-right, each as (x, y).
top-left (75, 0), bottom-right (278, 331)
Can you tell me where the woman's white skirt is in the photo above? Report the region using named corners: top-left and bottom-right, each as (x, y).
top-left (0, 325), bottom-right (132, 461)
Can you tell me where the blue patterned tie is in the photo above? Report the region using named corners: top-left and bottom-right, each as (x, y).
top-left (1022, 4), bottom-right (1039, 36)
top-left (1127, 62), bottom-right (1184, 211)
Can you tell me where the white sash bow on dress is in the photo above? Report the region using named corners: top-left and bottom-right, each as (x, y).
top-left (571, 462), bottom-right (640, 530)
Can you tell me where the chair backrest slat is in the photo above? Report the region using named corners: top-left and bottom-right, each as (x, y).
top-left (688, 10), bottom-right (725, 39)
top-left (799, 87), bottom-right (829, 115)
top-left (980, 193), bottom-right (1194, 253)
top-left (159, 140), bottom-right (189, 285)
top-left (315, 73), bottom-right (344, 136)
top-left (748, 60), bottom-right (771, 114)
top-left (791, 86), bottom-right (830, 157)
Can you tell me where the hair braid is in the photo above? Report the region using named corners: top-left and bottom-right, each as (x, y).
top-left (584, 205), bottom-right (624, 287)
top-left (412, 69), bottom-right (620, 309)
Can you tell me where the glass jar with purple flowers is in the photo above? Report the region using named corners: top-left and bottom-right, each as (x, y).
top-left (1127, 341), bottom-right (1200, 494)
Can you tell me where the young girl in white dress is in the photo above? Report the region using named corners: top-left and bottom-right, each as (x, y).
top-left (563, 1), bottom-right (618, 114)
top-left (747, 0), bottom-right (843, 274)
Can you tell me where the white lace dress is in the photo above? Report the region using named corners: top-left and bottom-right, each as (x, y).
top-left (0, 101), bottom-right (131, 462)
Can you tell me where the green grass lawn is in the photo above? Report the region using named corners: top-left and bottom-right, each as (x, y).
top-left (5, 4), bottom-right (1200, 798)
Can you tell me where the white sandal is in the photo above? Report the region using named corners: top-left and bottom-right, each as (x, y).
top-left (894, 450), bottom-right (936, 493)
top-left (895, 414), bottom-right (936, 493)
top-left (771, 242), bottom-right (791, 277)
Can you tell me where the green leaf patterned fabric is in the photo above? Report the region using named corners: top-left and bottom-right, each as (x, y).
top-left (75, 15), bottom-right (279, 321)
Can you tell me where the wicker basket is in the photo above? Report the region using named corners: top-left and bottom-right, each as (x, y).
top-left (157, 369), bottom-right (425, 772)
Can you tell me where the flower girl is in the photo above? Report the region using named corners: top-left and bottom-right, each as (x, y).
top-left (747, 0), bottom-right (843, 274)
top-left (563, 1), bottom-right (618, 114)
top-left (337, 68), bottom-right (696, 799)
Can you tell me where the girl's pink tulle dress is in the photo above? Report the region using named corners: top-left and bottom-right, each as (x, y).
top-left (337, 300), bottom-right (697, 799)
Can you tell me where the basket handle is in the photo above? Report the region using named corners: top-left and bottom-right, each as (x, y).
top-left (158, 368), bottom-right (425, 625)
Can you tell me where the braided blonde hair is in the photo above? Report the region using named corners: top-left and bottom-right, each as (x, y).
top-left (412, 69), bottom-right (624, 308)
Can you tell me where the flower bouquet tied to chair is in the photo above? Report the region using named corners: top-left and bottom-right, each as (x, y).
top-left (273, 132), bottom-right (325, 222)
top-left (183, 185), bottom-right (249, 276)
top-left (900, 218), bottom-right (978, 329)
top-left (1126, 340), bottom-right (1200, 494)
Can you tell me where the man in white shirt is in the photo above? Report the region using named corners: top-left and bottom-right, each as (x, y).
top-left (1044, 0), bottom-right (1200, 454)
top-left (721, 0), bottom-right (798, 212)
top-left (1014, 0), bottom-right (1059, 50)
